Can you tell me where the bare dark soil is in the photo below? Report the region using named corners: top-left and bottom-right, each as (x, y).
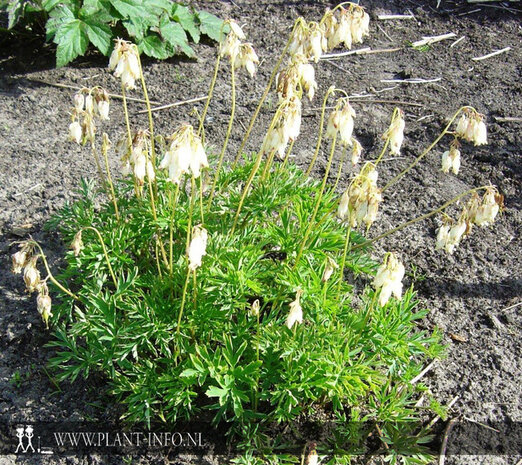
top-left (0, 1), bottom-right (521, 464)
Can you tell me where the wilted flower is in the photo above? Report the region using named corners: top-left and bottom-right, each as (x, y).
top-left (307, 22), bottom-right (327, 63)
top-left (350, 6), bottom-right (370, 44)
top-left (306, 447), bottom-right (319, 465)
top-left (325, 4), bottom-right (370, 51)
top-left (37, 284), bottom-right (52, 329)
top-left (382, 109), bottom-right (405, 155)
top-left (326, 98), bottom-right (356, 145)
top-left (286, 289), bottom-right (303, 329)
top-left (250, 299), bottom-right (260, 317)
top-left (235, 43), bottom-right (259, 77)
top-left (71, 231), bottom-right (83, 256)
top-left (85, 94), bottom-right (94, 115)
top-left (12, 250), bottom-right (28, 274)
top-left (73, 93), bottom-right (84, 112)
top-left (473, 186), bottom-right (502, 226)
top-left (351, 138), bottom-right (363, 165)
top-left (373, 252), bottom-right (405, 306)
top-left (93, 88), bottom-right (110, 121)
top-left (188, 226), bottom-right (208, 271)
top-left (23, 256), bottom-right (41, 293)
top-left (109, 39), bottom-right (141, 90)
top-left (441, 141), bottom-right (461, 175)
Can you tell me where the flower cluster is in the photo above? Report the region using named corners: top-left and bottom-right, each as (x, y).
top-left (121, 130), bottom-right (155, 186)
top-left (261, 96), bottom-right (302, 159)
top-left (109, 39), bottom-right (141, 90)
top-left (12, 242), bottom-right (52, 327)
top-left (373, 252), bottom-right (405, 307)
top-left (323, 4), bottom-right (370, 51)
top-left (441, 140), bottom-right (461, 175)
top-left (277, 54), bottom-right (318, 102)
top-left (436, 186), bottom-right (503, 253)
top-left (159, 125), bottom-right (208, 183)
top-left (337, 163), bottom-right (382, 229)
top-left (326, 97), bottom-right (356, 146)
top-left (382, 109), bottom-right (405, 155)
top-left (220, 20), bottom-right (259, 77)
top-left (68, 88), bottom-right (110, 145)
top-left (455, 108), bottom-right (487, 146)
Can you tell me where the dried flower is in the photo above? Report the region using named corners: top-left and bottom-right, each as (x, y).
top-left (473, 186), bottom-right (502, 226)
top-left (382, 109), bottom-right (405, 155)
top-left (12, 247), bottom-right (29, 274)
top-left (85, 94), bottom-right (94, 115)
top-left (286, 289), bottom-right (303, 329)
top-left (373, 252), bottom-right (405, 306)
top-left (109, 39), bottom-right (141, 90)
top-left (94, 88), bottom-right (110, 121)
top-left (23, 256), bottom-right (41, 293)
top-left (250, 299), bottom-right (260, 317)
top-left (188, 226), bottom-right (208, 271)
top-left (351, 138), bottom-right (363, 165)
top-left (73, 93), bottom-right (84, 112)
top-left (455, 108), bottom-right (487, 146)
top-left (350, 6), bottom-right (370, 44)
top-left (71, 231), bottom-right (84, 256)
top-left (37, 284), bottom-right (52, 329)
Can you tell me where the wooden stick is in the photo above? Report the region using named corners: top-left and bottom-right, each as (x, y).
top-left (377, 14), bottom-right (415, 20)
top-left (468, 0), bottom-right (520, 3)
top-left (410, 360), bottom-right (436, 384)
top-left (321, 47), bottom-right (401, 59)
top-left (472, 47), bottom-right (511, 61)
top-left (450, 36), bottom-right (466, 48)
top-left (493, 116), bottom-right (522, 123)
top-left (381, 77), bottom-right (442, 84)
top-left (136, 96), bottom-right (208, 114)
top-left (26, 78), bottom-right (161, 105)
top-left (412, 33), bottom-right (456, 47)
top-left (439, 418), bottom-right (458, 465)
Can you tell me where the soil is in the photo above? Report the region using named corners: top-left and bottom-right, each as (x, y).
top-left (0, 0), bottom-right (521, 464)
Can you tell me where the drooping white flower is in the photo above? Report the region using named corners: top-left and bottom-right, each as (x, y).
top-left (109, 39), bottom-right (141, 90)
top-left (73, 93), bottom-right (84, 112)
top-left (455, 109), bottom-right (487, 146)
top-left (285, 290), bottom-right (303, 329)
top-left (235, 43), bottom-right (259, 77)
top-left (350, 7), bottom-right (370, 44)
top-left (327, 98), bottom-right (356, 145)
top-left (297, 61), bottom-right (317, 101)
top-left (23, 256), bottom-right (41, 293)
top-left (351, 138), bottom-right (363, 165)
top-left (37, 287), bottom-right (52, 329)
top-left (12, 250), bottom-right (28, 274)
top-left (322, 256), bottom-right (339, 283)
top-left (441, 143), bottom-right (461, 175)
top-left (71, 231), bottom-right (83, 257)
top-left (473, 187), bottom-right (501, 226)
top-left (373, 253), bottom-right (405, 306)
top-left (188, 226), bottom-right (208, 271)
top-left (435, 224), bottom-right (450, 251)
top-left (69, 121), bottom-right (82, 144)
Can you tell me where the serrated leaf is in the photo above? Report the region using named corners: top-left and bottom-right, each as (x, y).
top-left (159, 20), bottom-right (194, 57)
top-left (172, 4), bottom-right (199, 44)
top-left (138, 34), bottom-right (170, 59)
top-left (83, 19), bottom-right (112, 55)
top-left (123, 17), bottom-right (147, 41)
top-left (46, 4), bottom-right (75, 40)
top-left (197, 10), bottom-right (225, 42)
top-left (42, 0), bottom-right (63, 12)
top-left (146, 0), bottom-right (173, 12)
top-left (54, 19), bottom-right (89, 67)
top-left (109, 0), bottom-right (155, 23)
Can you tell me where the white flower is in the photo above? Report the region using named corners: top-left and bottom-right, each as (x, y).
top-left (109, 40), bottom-right (141, 90)
top-left (445, 221), bottom-right (467, 254)
top-left (133, 153), bottom-right (147, 184)
top-left (474, 187), bottom-right (500, 226)
top-left (12, 250), bottom-right (28, 274)
top-left (351, 7), bottom-right (370, 44)
top-left (235, 43), bottom-right (259, 77)
top-left (337, 190), bottom-right (350, 220)
top-left (441, 144), bottom-right (461, 175)
top-left (85, 95), bottom-right (94, 115)
top-left (285, 290), bottom-right (303, 329)
top-left (373, 253), bottom-right (405, 306)
top-left (220, 33), bottom-right (241, 62)
top-left (322, 257), bottom-right (339, 283)
top-left (455, 109), bottom-right (487, 146)
top-left (383, 110), bottom-right (405, 155)
top-left (146, 160), bottom-right (155, 181)
top-left (69, 121), bottom-right (82, 144)
top-left (188, 226), bottom-right (208, 271)
top-left (97, 100), bottom-right (110, 121)
top-left (297, 62), bottom-right (317, 101)
top-left (73, 93), bottom-right (84, 112)
top-left (228, 20), bottom-right (246, 40)
top-left (37, 290), bottom-right (52, 328)
top-left (472, 118), bottom-right (487, 146)
top-left (71, 231), bottom-right (83, 257)
top-left (351, 138), bottom-right (363, 165)
top-left (327, 99), bottom-right (356, 145)
top-left (189, 136), bottom-right (209, 178)
top-left (435, 224), bottom-right (450, 251)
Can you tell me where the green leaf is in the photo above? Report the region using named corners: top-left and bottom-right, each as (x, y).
top-left (206, 386), bottom-right (227, 399)
top-left (179, 368), bottom-right (199, 378)
top-left (138, 34), bottom-right (170, 59)
top-left (159, 20), bottom-right (194, 57)
top-left (83, 19), bottom-right (112, 55)
top-left (42, 0), bottom-right (64, 12)
top-left (109, 0), bottom-right (155, 22)
top-left (7, 0), bottom-right (24, 29)
top-left (123, 17), bottom-right (148, 41)
top-left (197, 10), bottom-right (225, 42)
top-left (54, 19), bottom-right (89, 67)
top-left (46, 4), bottom-right (75, 40)
top-left (146, 0), bottom-right (172, 12)
top-left (172, 4), bottom-right (199, 43)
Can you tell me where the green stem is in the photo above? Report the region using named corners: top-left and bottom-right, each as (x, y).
top-left (121, 85), bottom-right (139, 197)
top-left (293, 133), bottom-right (338, 269)
top-left (281, 139), bottom-right (295, 171)
top-left (177, 268), bottom-right (191, 335)
top-left (199, 176), bottom-right (205, 225)
top-left (101, 136), bottom-right (120, 221)
top-left (31, 242), bottom-right (79, 300)
top-left (207, 60), bottom-right (235, 211)
top-left (83, 226), bottom-right (118, 287)
top-left (198, 54), bottom-right (221, 145)
top-left (169, 182), bottom-right (181, 274)
top-left (332, 144), bottom-right (348, 191)
top-left (305, 86), bottom-right (337, 176)
top-left (231, 19), bottom-right (303, 169)
top-left (136, 52), bottom-right (156, 169)
top-left (336, 225), bottom-right (352, 300)
top-left (382, 107), bottom-right (468, 192)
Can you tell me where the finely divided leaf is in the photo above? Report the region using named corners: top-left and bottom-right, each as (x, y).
top-left (54, 19), bottom-right (89, 67)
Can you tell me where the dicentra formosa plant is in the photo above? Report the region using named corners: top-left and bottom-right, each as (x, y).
top-left (12, 2), bottom-right (502, 462)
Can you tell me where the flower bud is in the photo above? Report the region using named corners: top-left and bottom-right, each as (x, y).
top-left (69, 121), bottom-right (83, 144)
top-left (250, 299), bottom-right (260, 317)
top-left (188, 226), bottom-right (208, 271)
top-left (322, 257), bottom-right (339, 282)
top-left (37, 290), bottom-right (52, 329)
top-left (286, 290), bottom-right (303, 329)
top-left (383, 109), bottom-right (405, 155)
top-left (85, 95), bottom-right (94, 115)
top-left (351, 138), bottom-right (363, 165)
top-left (71, 231), bottom-right (83, 257)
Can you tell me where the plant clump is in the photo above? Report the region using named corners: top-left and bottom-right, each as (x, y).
top-left (11, 3), bottom-right (503, 463)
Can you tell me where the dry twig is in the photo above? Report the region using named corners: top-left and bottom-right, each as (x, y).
top-left (439, 418), bottom-right (458, 465)
top-left (136, 96), bottom-right (208, 114)
top-left (472, 47), bottom-right (511, 61)
top-left (412, 33), bottom-right (456, 48)
top-left (377, 13), bottom-right (415, 19)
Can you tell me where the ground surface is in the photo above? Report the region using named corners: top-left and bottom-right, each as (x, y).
top-left (0, 0), bottom-right (520, 464)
